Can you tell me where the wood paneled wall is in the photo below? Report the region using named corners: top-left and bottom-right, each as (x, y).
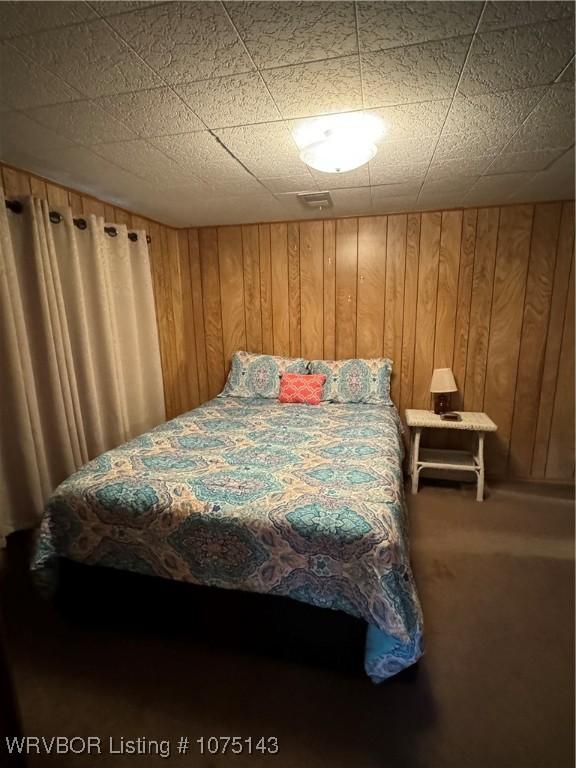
top-left (171, 205), bottom-right (574, 481)
top-left (2, 162), bottom-right (573, 481)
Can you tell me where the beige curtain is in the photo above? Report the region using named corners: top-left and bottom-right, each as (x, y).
top-left (0, 190), bottom-right (165, 542)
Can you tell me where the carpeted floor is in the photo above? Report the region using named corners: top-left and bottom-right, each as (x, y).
top-left (1, 479), bottom-right (574, 768)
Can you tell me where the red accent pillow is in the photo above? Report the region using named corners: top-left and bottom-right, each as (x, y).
top-left (279, 373), bottom-right (327, 405)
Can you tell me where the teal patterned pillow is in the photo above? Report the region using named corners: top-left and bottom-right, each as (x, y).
top-left (309, 358), bottom-right (393, 405)
top-left (221, 351), bottom-right (308, 399)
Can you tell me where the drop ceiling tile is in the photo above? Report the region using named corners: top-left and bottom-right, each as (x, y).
top-left (310, 165), bottom-right (370, 190)
top-left (34, 145), bottom-right (155, 198)
top-left (416, 191), bottom-right (465, 210)
top-left (372, 194), bottom-right (419, 213)
top-left (428, 156), bottom-right (496, 179)
top-left (95, 87), bottom-right (204, 138)
top-left (372, 100), bottom-right (451, 141)
top-left (205, 173), bottom-right (268, 197)
top-left (215, 122), bottom-right (304, 177)
top-left (369, 161), bottom-right (430, 185)
top-left (182, 192), bottom-right (286, 227)
top-left (225, 1), bottom-right (357, 68)
top-left (479, 1), bottom-right (574, 33)
top-left (175, 72), bottom-right (280, 128)
top-left (458, 20), bottom-right (574, 96)
top-left (91, 139), bottom-right (190, 185)
top-left (0, 43), bottom-right (81, 109)
top-left (502, 83), bottom-right (575, 152)
top-left (0, 1), bottom-right (98, 39)
top-left (0, 112), bottom-right (75, 156)
top-left (89, 2), bottom-right (160, 16)
top-left (373, 137), bottom-right (438, 167)
top-left (150, 131), bottom-right (246, 176)
top-left (261, 56), bottom-right (362, 119)
top-left (329, 186), bottom-right (373, 213)
top-left (462, 171), bottom-right (537, 204)
top-left (508, 147), bottom-right (574, 201)
top-left (371, 181), bottom-right (423, 200)
top-left (358, 1), bottom-right (481, 52)
top-left (434, 128), bottom-right (516, 162)
top-left (11, 19), bottom-right (163, 98)
top-left (261, 175), bottom-right (317, 194)
top-left (444, 87), bottom-right (547, 135)
top-left (362, 36), bottom-right (471, 108)
top-left (486, 148), bottom-right (566, 174)
top-left (26, 100), bottom-right (136, 145)
top-left (106, 1), bottom-right (254, 84)
top-left (557, 58), bottom-right (574, 82)
top-left (419, 176), bottom-right (479, 196)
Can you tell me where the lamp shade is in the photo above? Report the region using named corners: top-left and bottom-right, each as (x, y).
top-left (430, 368), bottom-right (457, 393)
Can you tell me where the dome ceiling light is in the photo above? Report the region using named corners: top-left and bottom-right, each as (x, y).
top-left (293, 112), bottom-right (386, 174)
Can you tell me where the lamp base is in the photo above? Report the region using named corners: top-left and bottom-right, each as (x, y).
top-left (433, 393), bottom-right (451, 415)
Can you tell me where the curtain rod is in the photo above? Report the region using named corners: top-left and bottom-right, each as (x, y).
top-left (4, 198), bottom-right (151, 243)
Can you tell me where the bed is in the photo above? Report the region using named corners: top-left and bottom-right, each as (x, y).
top-left (32, 395), bottom-right (423, 683)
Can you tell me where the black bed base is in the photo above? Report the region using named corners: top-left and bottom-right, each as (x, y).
top-left (54, 559), bottom-right (419, 682)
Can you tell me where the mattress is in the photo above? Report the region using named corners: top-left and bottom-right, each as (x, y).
top-left (33, 396), bottom-right (423, 682)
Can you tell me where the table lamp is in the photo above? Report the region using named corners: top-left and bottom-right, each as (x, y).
top-left (430, 368), bottom-right (457, 414)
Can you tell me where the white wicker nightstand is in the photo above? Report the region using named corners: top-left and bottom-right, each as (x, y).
top-left (405, 409), bottom-right (497, 502)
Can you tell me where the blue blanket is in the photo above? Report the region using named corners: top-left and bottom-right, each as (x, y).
top-left (33, 397), bottom-right (423, 682)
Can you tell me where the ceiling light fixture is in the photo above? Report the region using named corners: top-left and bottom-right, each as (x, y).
top-left (294, 112), bottom-right (386, 174)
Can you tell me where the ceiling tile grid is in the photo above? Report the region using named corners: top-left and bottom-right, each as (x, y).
top-left (0, 0), bottom-right (573, 227)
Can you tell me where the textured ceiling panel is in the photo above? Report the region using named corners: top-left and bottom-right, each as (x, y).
top-left (428, 156), bottom-right (496, 179)
top-left (261, 56), bottom-right (362, 118)
top-left (362, 37), bottom-right (471, 107)
top-left (502, 82), bottom-right (575, 152)
top-left (357, 1), bottom-right (481, 52)
top-left (310, 165), bottom-right (370, 190)
top-left (26, 100), bottom-right (136, 145)
top-left (0, 0), bottom-right (573, 226)
top-left (95, 87), bottom-right (205, 137)
top-left (372, 100), bottom-right (451, 140)
top-left (0, 1), bottom-right (98, 39)
top-left (91, 139), bottom-right (192, 185)
top-left (214, 122), bottom-right (304, 177)
top-left (486, 148), bottom-right (566, 174)
top-left (225, 1), bottom-right (357, 68)
top-left (0, 112), bottom-right (75, 155)
top-left (478, 1), bottom-right (574, 33)
top-left (369, 162), bottom-right (430, 186)
top-left (88, 2), bottom-right (160, 17)
top-left (262, 174), bottom-right (317, 194)
top-left (371, 181), bottom-right (423, 199)
top-left (458, 20), bottom-right (574, 95)
top-left (443, 87), bottom-right (547, 135)
top-left (10, 19), bottom-right (163, 97)
top-left (175, 72), bottom-right (280, 128)
top-left (106, 2), bottom-right (255, 84)
top-left (0, 44), bottom-right (81, 110)
top-left (463, 171), bottom-right (537, 203)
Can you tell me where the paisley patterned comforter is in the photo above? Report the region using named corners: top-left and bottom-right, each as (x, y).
top-left (33, 397), bottom-right (423, 682)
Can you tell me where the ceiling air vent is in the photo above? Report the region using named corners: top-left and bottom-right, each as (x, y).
top-left (297, 191), bottom-right (333, 210)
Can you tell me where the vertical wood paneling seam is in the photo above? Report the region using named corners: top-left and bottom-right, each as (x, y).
top-left (268, 226), bottom-right (274, 351)
top-left (380, 217), bottom-right (389, 359)
top-left (216, 236), bottom-right (226, 373)
top-left (450, 209), bottom-right (468, 374)
top-left (409, 215), bottom-right (422, 408)
top-left (481, 207), bottom-right (502, 411)
top-left (240, 226), bottom-right (249, 350)
top-left (527, 211), bottom-right (563, 473)
top-left (544, 254), bottom-right (574, 477)
top-left (506, 206), bottom-right (536, 473)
